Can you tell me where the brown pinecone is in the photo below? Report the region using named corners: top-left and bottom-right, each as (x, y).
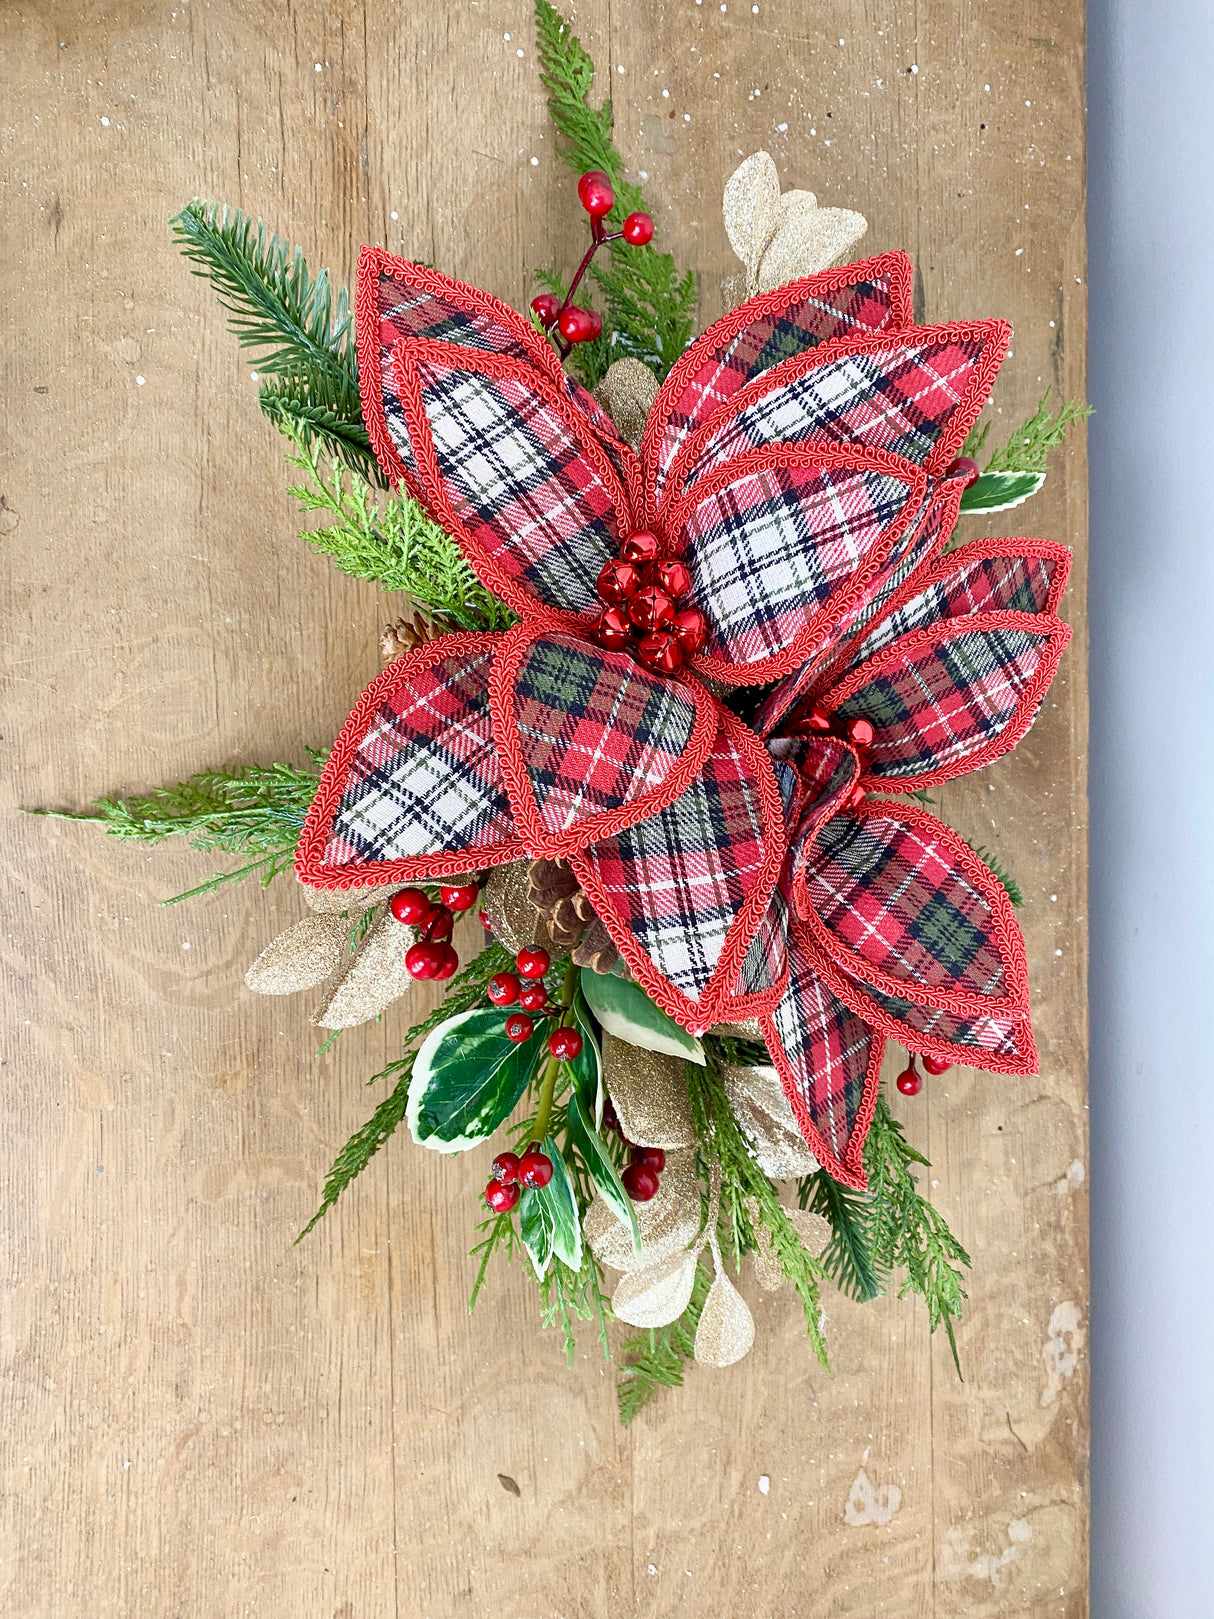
top-left (571, 919), bottom-right (620, 975)
top-left (380, 611), bottom-right (436, 661)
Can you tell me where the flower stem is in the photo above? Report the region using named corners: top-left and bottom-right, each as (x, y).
top-left (531, 960), bottom-right (579, 1143)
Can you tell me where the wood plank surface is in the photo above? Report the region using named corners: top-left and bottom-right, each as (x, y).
top-left (0, 2), bottom-right (1088, 1614)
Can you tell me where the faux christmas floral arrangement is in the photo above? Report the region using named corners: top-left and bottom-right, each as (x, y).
top-left (53, 4), bottom-right (1087, 1420)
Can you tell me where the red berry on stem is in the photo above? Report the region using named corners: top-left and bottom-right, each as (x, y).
top-left (594, 605), bottom-right (634, 650)
top-left (517, 1149), bottom-right (554, 1188)
top-left (637, 631), bottom-right (683, 674)
top-left (622, 1161), bottom-right (660, 1201)
top-left (478, 909), bottom-right (492, 930)
top-left (629, 586), bottom-right (676, 633)
top-left (896, 1060), bottom-right (922, 1096)
top-left (515, 947), bottom-right (550, 980)
top-left (621, 529), bottom-right (660, 565)
top-left (847, 717), bottom-right (875, 749)
top-left (433, 944), bottom-right (459, 981)
top-left (558, 305), bottom-right (598, 344)
top-left (601, 1097), bottom-right (621, 1135)
top-left (518, 983), bottom-right (548, 1012)
top-left (405, 941), bottom-right (445, 980)
top-left (672, 607), bottom-right (708, 654)
top-left (487, 972), bottom-right (521, 1006)
top-left (944, 456), bottom-right (981, 488)
top-left (422, 906), bottom-right (454, 943)
top-left (597, 558), bottom-right (642, 605)
top-left (485, 1179), bottom-right (520, 1213)
top-left (922, 1054), bottom-right (953, 1075)
top-left (548, 1026), bottom-right (584, 1061)
top-left (504, 1012), bottom-right (535, 1044)
top-left (530, 293), bottom-right (561, 329)
top-left (655, 559), bottom-right (692, 600)
top-left (577, 169), bottom-right (615, 218)
top-left (622, 210), bottom-right (655, 245)
top-left (583, 308), bottom-right (603, 340)
top-left (440, 882), bottom-right (478, 912)
top-left (491, 1152), bottom-right (521, 1183)
top-left (631, 1144), bottom-right (666, 1172)
top-left (389, 887), bottom-right (431, 925)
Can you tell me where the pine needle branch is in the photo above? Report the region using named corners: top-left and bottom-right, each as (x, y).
top-left (298, 943), bottom-right (516, 1238)
top-left (802, 1169), bottom-right (888, 1303)
top-left (970, 843), bottom-right (1024, 907)
top-left (963, 389), bottom-right (1091, 477)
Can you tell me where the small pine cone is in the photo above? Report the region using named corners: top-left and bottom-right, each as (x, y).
top-left (380, 612), bottom-right (435, 661)
top-left (572, 919), bottom-right (620, 974)
top-left (526, 858), bottom-right (580, 908)
top-left (547, 893), bottom-right (587, 947)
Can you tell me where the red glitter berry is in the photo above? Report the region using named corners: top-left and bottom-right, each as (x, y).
top-left (621, 210), bottom-right (655, 245)
top-left (389, 887), bottom-right (431, 925)
top-left (631, 1145), bottom-right (666, 1172)
top-left (504, 1012), bottom-right (535, 1044)
top-left (517, 1148), bottom-right (554, 1188)
top-left (922, 1054), bottom-right (953, 1075)
top-left (518, 983), bottom-right (548, 1012)
top-left (672, 608), bottom-right (708, 654)
top-left (440, 882), bottom-right (478, 912)
top-left (597, 558), bottom-right (642, 605)
top-left (896, 1061), bottom-right (922, 1096)
top-left (629, 585), bottom-right (676, 633)
top-left (594, 605), bottom-right (634, 650)
top-left (654, 559), bottom-right (692, 599)
top-left (577, 169), bottom-right (615, 218)
top-left (487, 972), bottom-right (521, 1006)
top-left (637, 631), bottom-right (683, 674)
top-left (405, 941), bottom-right (445, 980)
top-left (622, 1161), bottom-right (660, 1201)
top-left (485, 1179), bottom-right (520, 1213)
top-left (515, 947), bottom-right (550, 980)
top-left (558, 305), bottom-right (598, 344)
top-left (621, 529), bottom-right (660, 565)
top-left (491, 1152), bottom-right (521, 1183)
top-left (944, 456), bottom-right (981, 488)
top-left (530, 293), bottom-right (561, 329)
top-left (548, 1026), bottom-right (584, 1061)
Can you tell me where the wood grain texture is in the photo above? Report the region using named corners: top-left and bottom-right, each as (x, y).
top-left (0, 2), bottom-right (1087, 1614)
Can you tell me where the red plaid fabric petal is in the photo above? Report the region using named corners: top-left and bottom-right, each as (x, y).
top-left (296, 633), bottom-right (525, 889)
top-left (570, 713), bottom-right (785, 1031)
top-left (800, 799), bottom-right (1029, 1018)
top-left (488, 626), bottom-right (719, 856)
top-left (797, 929), bottom-right (1038, 1074)
top-left (666, 447), bottom-right (926, 684)
top-left (819, 610), bottom-right (1071, 790)
top-left (390, 342), bottom-right (635, 623)
top-left (662, 323), bottom-right (1009, 513)
top-left (843, 537), bottom-right (1073, 672)
top-left (723, 875), bottom-right (790, 1016)
top-left (760, 921), bottom-right (884, 1189)
top-left (642, 252), bottom-right (915, 510)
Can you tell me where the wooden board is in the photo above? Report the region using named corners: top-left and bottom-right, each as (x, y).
top-left (0, 2), bottom-right (1088, 1613)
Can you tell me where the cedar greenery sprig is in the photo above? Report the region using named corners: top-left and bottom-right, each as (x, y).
top-left (534, 0), bottom-right (697, 382)
top-left (36, 759), bottom-right (323, 903)
top-left (299, 941), bottom-right (518, 1239)
top-left (963, 388), bottom-right (1091, 476)
top-left (281, 423), bottom-right (516, 630)
top-left (171, 200), bottom-right (379, 483)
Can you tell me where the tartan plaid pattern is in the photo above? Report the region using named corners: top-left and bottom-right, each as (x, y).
top-left (414, 357), bottom-right (618, 615)
top-left (510, 634), bottom-right (698, 835)
top-left (768, 925), bottom-right (878, 1171)
top-left (685, 338), bottom-right (987, 489)
top-left (577, 725), bottom-right (772, 1005)
top-left (732, 877), bottom-right (789, 997)
top-left (805, 811), bottom-right (1008, 1002)
top-left (652, 272), bottom-right (901, 499)
top-left (850, 977), bottom-right (1027, 1059)
top-left (323, 648), bottom-right (515, 866)
top-left (836, 626), bottom-right (1052, 782)
top-left (682, 462), bottom-right (914, 670)
top-left (754, 658), bottom-right (821, 740)
top-left (849, 549), bottom-right (1064, 669)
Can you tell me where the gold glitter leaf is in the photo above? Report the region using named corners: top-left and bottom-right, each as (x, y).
top-left (245, 914), bottom-right (349, 995)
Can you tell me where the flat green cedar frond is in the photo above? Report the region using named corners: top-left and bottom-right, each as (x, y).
top-left (617, 1257), bottom-right (712, 1424)
top-left (963, 389), bottom-right (1091, 477)
top-left (298, 942), bottom-right (516, 1239)
top-left (533, 1), bottom-right (697, 381)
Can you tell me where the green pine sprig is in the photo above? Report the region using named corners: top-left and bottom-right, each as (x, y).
top-left (802, 1168), bottom-right (888, 1303)
top-left (963, 388), bottom-right (1091, 477)
top-left (534, 0), bottom-right (697, 382)
top-left (970, 843), bottom-right (1024, 908)
top-left (35, 759), bottom-right (323, 903)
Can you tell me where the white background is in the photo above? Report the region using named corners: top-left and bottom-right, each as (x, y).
top-left (1088, 2), bottom-right (1214, 1612)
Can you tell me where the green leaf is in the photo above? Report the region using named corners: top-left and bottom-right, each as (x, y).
top-left (567, 988), bottom-right (604, 1123)
top-left (566, 1091), bottom-right (640, 1254)
top-left (407, 1007), bottom-right (542, 1152)
top-left (580, 970), bottom-right (706, 1064)
top-left (519, 1135), bottom-right (582, 1277)
top-left (959, 470), bottom-right (1045, 514)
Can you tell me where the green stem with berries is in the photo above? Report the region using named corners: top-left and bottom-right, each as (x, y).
top-left (530, 961), bottom-right (579, 1141)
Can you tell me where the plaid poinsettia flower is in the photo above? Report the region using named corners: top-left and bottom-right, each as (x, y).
top-left (296, 246), bottom-right (1070, 1187)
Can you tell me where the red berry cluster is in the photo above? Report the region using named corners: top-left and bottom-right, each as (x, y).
top-left (593, 530), bottom-right (708, 675)
top-left (486, 945), bottom-right (553, 1043)
top-left (895, 1051), bottom-right (953, 1095)
top-left (392, 882), bottom-right (479, 980)
top-left (484, 1142), bottom-right (554, 1212)
top-left (601, 1097), bottom-right (667, 1202)
top-left (530, 171), bottom-right (655, 359)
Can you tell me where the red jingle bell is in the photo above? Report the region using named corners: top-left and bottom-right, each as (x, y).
top-left (636, 631), bottom-right (683, 674)
top-left (847, 717), bottom-right (875, 749)
top-left (594, 605), bottom-right (633, 650)
top-left (576, 169), bottom-right (615, 218)
top-left (597, 558), bottom-right (642, 605)
top-left (621, 529), bottom-right (660, 565)
top-left (804, 707), bottom-right (833, 732)
top-left (672, 607), bottom-right (708, 654)
top-left (654, 558), bottom-right (692, 599)
top-left (621, 210), bottom-right (655, 245)
top-left (629, 585), bottom-right (676, 633)
top-left (944, 455), bottom-right (981, 488)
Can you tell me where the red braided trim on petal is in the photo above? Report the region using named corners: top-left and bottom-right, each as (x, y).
top-left (799, 799), bottom-right (1031, 1019)
top-left (295, 632), bottom-right (527, 890)
top-left (487, 621), bottom-right (722, 859)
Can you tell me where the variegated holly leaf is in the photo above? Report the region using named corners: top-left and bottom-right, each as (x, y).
top-left (519, 1136), bottom-right (582, 1279)
top-left (959, 470), bottom-right (1045, 513)
top-left (406, 1007), bottom-right (542, 1152)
